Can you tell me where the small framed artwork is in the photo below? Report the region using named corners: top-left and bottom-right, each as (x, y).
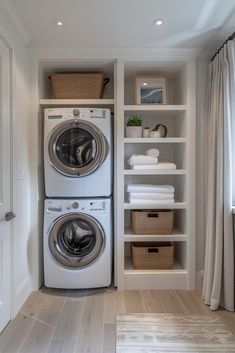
top-left (135, 77), bottom-right (167, 104)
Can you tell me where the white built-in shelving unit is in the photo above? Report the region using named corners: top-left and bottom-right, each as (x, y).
top-left (116, 59), bottom-right (196, 290)
top-left (37, 55), bottom-right (195, 291)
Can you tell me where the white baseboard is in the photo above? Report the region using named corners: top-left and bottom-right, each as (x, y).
top-left (196, 271), bottom-right (204, 289)
top-left (13, 275), bottom-right (32, 318)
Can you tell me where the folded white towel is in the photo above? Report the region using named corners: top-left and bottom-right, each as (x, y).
top-left (128, 154), bottom-right (158, 166)
top-left (129, 192), bottom-right (174, 200)
top-left (145, 148), bottom-right (160, 159)
top-left (129, 198), bottom-right (175, 204)
top-left (127, 184), bottom-right (175, 194)
top-left (131, 162), bottom-right (176, 170)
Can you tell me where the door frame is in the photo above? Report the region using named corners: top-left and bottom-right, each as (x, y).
top-left (0, 32), bottom-right (14, 322)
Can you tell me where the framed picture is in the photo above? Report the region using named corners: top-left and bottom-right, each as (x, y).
top-left (135, 77), bottom-right (167, 104)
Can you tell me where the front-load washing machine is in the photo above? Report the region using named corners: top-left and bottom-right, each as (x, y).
top-left (44, 107), bottom-right (112, 197)
top-left (43, 198), bottom-right (112, 289)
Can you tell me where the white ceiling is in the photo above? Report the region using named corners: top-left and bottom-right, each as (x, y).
top-left (4, 0), bottom-right (235, 48)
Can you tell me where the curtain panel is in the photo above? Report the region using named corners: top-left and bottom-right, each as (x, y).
top-left (202, 39), bottom-right (235, 311)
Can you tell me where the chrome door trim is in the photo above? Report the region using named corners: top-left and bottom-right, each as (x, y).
top-left (48, 212), bottom-right (105, 269)
top-left (48, 119), bottom-right (108, 177)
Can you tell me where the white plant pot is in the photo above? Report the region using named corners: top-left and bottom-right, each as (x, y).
top-left (126, 126), bottom-right (142, 138)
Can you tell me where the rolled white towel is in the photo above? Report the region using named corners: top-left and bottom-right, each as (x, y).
top-left (129, 192), bottom-right (174, 200)
top-left (127, 184), bottom-right (175, 194)
top-left (128, 154), bottom-right (158, 166)
top-left (131, 162), bottom-right (176, 170)
top-left (146, 148), bottom-right (160, 159)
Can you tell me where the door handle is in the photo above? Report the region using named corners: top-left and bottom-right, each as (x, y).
top-left (5, 211), bottom-right (16, 221)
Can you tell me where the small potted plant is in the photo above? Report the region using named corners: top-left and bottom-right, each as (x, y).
top-left (126, 114), bottom-right (143, 138)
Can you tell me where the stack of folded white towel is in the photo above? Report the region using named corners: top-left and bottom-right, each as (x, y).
top-left (127, 184), bottom-right (175, 204)
top-left (127, 149), bottom-right (176, 170)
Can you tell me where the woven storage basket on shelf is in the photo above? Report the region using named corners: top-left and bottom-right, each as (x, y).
top-left (131, 242), bottom-right (174, 269)
top-left (50, 72), bottom-right (109, 99)
top-left (131, 210), bottom-right (173, 235)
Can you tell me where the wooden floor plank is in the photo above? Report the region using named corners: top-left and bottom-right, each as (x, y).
top-left (156, 290), bottom-right (188, 313)
top-left (124, 291), bottom-right (145, 313)
top-left (18, 320), bottom-right (54, 353)
top-left (174, 290), bottom-right (208, 313)
top-left (75, 290), bottom-right (104, 353)
top-left (20, 291), bottom-right (48, 318)
top-left (104, 288), bottom-right (126, 324)
top-left (47, 339), bottom-right (76, 353)
top-left (140, 290), bottom-right (165, 313)
top-left (37, 291), bottom-right (66, 328)
top-left (0, 312), bottom-right (35, 353)
top-left (53, 298), bottom-right (84, 340)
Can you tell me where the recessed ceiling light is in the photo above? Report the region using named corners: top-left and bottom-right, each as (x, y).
top-left (53, 19), bottom-right (63, 26)
top-left (154, 19), bottom-right (163, 26)
top-left (143, 82), bottom-right (148, 86)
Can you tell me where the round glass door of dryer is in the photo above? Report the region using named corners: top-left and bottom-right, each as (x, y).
top-left (48, 213), bottom-right (105, 268)
top-left (48, 120), bottom-right (108, 177)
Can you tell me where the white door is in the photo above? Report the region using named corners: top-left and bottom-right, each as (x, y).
top-left (0, 37), bottom-right (12, 333)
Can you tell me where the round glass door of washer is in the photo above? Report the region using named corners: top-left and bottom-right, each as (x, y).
top-left (48, 120), bottom-right (108, 177)
top-left (48, 213), bottom-right (105, 268)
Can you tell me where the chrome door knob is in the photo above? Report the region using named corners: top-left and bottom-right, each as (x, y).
top-left (5, 211), bottom-right (16, 221)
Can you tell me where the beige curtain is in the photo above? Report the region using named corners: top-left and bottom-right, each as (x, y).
top-left (202, 39), bottom-right (235, 311)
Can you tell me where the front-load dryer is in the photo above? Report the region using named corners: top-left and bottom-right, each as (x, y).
top-left (44, 107), bottom-right (112, 197)
top-left (43, 198), bottom-right (112, 289)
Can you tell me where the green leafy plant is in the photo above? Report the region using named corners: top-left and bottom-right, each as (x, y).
top-left (126, 114), bottom-right (143, 126)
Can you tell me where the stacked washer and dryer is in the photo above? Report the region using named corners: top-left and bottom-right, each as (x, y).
top-left (43, 108), bottom-right (113, 288)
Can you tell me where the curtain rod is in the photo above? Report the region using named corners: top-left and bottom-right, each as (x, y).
top-left (211, 32), bottom-right (235, 61)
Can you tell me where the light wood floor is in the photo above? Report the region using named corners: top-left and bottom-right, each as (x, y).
top-left (0, 287), bottom-right (235, 353)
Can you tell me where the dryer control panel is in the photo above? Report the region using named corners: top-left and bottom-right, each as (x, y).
top-left (45, 199), bottom-right (108, 214)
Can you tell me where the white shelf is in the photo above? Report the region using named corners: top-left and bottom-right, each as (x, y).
top-left (123, 272), bottom-right (188, 290)
top-left (123, 258), bottom-right (188, 289)
top-left (124, 202), bottom-right (187, 210)
top-left (124, 169), bottom-right (186, 175)
top-left (124, 105), bottom-right (187, 111)
top-left (124, 138), bottom-right (186, 143)
top-left (40, 99), bottom-right (115, 106)
top-left (124, 228), bottom-right (187, 242)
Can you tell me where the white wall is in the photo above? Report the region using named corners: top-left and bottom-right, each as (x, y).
top-left (0, 6), bottom-right (32, 317)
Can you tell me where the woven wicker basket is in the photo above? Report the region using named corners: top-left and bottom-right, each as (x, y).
top-left (131, 242), bottom-right (174, 269)
top-left (50, 72), bottom-right (109, 99)
top-left (131, 210), bottom-right (173, 235)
